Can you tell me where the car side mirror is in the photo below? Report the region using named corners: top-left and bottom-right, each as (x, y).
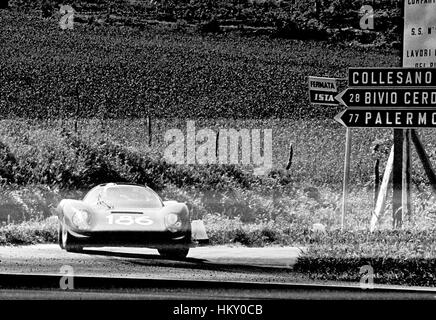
top-left (163, 201), bottom-right (178, 207)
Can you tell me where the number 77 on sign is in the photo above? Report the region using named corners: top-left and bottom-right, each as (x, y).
top-left (334, 110), bottom-right (361, 127)
top-left (348, 112), bottom-right (360, 124)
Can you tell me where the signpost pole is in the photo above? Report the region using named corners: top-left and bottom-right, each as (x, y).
top-left (392, 129), bottom-right (404, 229)
top-left (400, 0), bottom-right (407, 228)
top-left (402, 129), bottom-right (412, 221)
top-left (411, 130), bottom-right (436, 196)
top-left (341, 127), bottom-right (352, 231)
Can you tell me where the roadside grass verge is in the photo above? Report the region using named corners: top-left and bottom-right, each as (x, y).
top-left (0, 218), bottom-right (58, 246)
top-left (295, 252), bottom-right (436, 287)
top-left (210, 224), bottom-right (436, 287)
top-left (294, 230), bottom-right (436, 287)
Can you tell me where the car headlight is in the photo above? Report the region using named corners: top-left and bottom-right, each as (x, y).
top-left (165, 213), bottom-right (182, 233)
top-left (71, 209), bottom-right (91, 230)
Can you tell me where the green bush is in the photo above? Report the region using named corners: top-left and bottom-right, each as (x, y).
top-left (0, 218), bottom-right (58, 245)
top-left (294, 229), bottom-right (436, 286)
top-left (0, 128), bottom-right (263, 191)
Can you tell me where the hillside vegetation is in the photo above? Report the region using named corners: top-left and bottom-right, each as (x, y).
top-left (10, 0), bottom-right (402, 46)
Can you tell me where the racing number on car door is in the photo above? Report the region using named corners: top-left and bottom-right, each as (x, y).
top-left (106, 215), bottom-right (153, 226)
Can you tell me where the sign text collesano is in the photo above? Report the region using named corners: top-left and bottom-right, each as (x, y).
top-left (349, 68), bottom-right (436, 87)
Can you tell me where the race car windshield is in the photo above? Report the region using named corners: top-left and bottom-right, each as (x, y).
top-left (102, 186), bottom-right (162, 209)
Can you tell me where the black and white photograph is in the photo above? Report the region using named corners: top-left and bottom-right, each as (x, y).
top-left (0, 0), bottom-right (436, 313)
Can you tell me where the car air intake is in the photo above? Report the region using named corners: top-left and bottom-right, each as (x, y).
top-left (110, 211), bottom-right (143, 215)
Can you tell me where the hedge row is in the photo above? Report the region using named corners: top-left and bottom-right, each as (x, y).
top-left (294, 229), bottom-right (436, 287)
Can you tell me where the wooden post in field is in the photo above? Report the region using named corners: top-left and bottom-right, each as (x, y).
top-left (216, 131), bottom-right (220, 159)
top-left (285, 142), bottom-right (293, 171)
top-left (341, 128), bottom-right (352, 231)
top-left (411, 130), bottom-right (436, 196)
top-left (374, 158), bottom-right (380, 209)
top-left (314, 0), bottom-right (320, 18)
top-left (146, 115), bottom-right (152, 147)
top-left (392, 129), bottom-right (404, 229)
top-left (370, 146), bottom-right (394, 232)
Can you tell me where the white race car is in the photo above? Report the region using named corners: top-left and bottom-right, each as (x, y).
top-left (57, 183), bottom-right (208, 259)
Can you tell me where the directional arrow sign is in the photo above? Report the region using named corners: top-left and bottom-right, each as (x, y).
top-left (335, 88), bottom-right (436, 108)
top-left (349, 68), bottom-right (436, 87)
top-left (334, 109), bottom-right (436, 128)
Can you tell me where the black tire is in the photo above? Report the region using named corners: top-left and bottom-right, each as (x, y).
top-left (60, 217), bottom-right (84, 253)
top-left (65, 240), bottom-right (84, 253)
top-left (158, 246), bottom-right (190, 259)
top-left (58, 222), bottom-right (64, 249)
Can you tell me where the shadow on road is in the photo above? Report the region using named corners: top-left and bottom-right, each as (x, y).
top-left (81, 248), bottom-right (206, 263)
top-left (81, 248), bottom-right (295, 275)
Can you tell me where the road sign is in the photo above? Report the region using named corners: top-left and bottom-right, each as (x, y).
top-left (349, 68), bottom-right (436, 87)
top-left (336, 0), bottom-right (436, 232)
top-left (335, 88), bottom-right (436, 108)
top-left (403, 1), bottom-right (436, 68)
top-left (334, 109), bottom-right (436, 128)
top-left (308, 76), bottom-right (338, 106)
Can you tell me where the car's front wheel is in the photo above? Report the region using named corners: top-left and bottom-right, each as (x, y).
top-left (59, 217), bottom-right (84, 253)
top-left (158, 246), bottom-right (190, 259)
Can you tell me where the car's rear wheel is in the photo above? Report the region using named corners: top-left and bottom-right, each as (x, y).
top-left (60, 217), bottom-right (84, 253)
top-left (58, 221), bottom-right (64, 249)
top-left (158, 246), bottom-right (190, 259)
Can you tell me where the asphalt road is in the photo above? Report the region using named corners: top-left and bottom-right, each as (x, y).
top-left (1, 245), bottom-right (436, 299)
top-left (0, 244), bottom-right (303, 283)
